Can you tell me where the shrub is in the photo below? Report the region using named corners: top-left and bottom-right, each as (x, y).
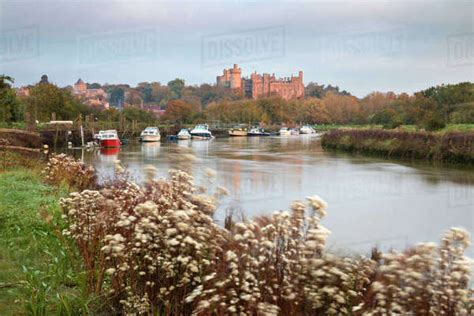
top-left (42, 153), bottom-right (97, 191)
top-left (419, 112), bottom-right (446, 131)
top-left (371, 108), bottom-right (402, 129)
top-left (58, 161), bottom-right (473, 315)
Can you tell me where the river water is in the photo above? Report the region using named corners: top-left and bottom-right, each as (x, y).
top-left (71, 135), bottom-right (474, 256)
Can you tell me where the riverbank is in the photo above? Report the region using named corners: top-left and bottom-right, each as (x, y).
top-left (0, 150), bottom-right (472, 314)
top-left (0, 156), bottom-right (89, 315)
top-left (321, 128), bottom-right (474, 164)
top-left (314, 123), bottom-right (474, 132)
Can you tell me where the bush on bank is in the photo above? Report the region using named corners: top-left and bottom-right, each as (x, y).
top-left (38, 154), bottom-right (473, 315)
top-left (321, 129), bottom-right (474, 164)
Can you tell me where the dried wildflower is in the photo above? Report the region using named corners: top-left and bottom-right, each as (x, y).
top-left (143, 164), bottom-right (157, 184)
top-left (114, 160), bottom-right (124, 174)
top-left (42, 153), bottom-right (96, 191)
top-left (58, 164), bottom-right (472, 316)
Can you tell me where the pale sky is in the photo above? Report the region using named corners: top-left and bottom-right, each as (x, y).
top-left (0, 0), bottom-right (472, 97)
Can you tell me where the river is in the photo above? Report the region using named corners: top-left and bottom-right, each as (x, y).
top-left (70, 135), bottom-right (474, 256)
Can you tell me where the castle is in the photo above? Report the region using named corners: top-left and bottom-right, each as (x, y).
top-left (216, 64), bottom-right (304, 100)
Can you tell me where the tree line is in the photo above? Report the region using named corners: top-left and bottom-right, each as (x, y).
top-left (1, 74), bottom-right (473, 131)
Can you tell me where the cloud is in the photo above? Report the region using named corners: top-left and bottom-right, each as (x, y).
top-left (0, 0), bottom-right (472, 96)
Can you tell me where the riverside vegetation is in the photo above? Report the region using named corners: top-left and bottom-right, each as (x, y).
top-left (0, 151), bottom-right (472, 315)
top-left (321, 129), bottom-right (474, 164)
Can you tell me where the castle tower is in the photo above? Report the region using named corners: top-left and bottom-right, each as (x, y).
top-left (229, 64), bottom-right (242, 90)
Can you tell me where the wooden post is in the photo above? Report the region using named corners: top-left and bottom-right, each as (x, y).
top-left (80, 125), bottom-right (85, 147)
top-left (54, 123), bottom-right (59, 149)
top-left (25, 112), bottom-right (36, 131)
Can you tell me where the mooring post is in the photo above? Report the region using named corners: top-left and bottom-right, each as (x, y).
top-left (80, 125), bottom-right (85, 147)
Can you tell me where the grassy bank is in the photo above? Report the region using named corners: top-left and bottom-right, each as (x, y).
top-left (321, 128), bottom-right (474, 164)
top-left (0, 167), bottom-right (89, 315)
top-left (314, 123), bottom-right (474, 132)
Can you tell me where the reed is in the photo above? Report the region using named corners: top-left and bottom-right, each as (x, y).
top-left (321, 129), bottom-right (474, 164)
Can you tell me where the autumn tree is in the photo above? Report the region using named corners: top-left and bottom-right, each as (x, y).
top-left (297, 98), bottom-right (331, 124)
top-left (322, 92), bottom-right (361, 124)
top-left (163, 99), bottom-right (199, 124)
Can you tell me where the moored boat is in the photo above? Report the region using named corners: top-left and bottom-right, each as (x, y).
top-left (229, 126), bottom-right (248, 137)
top-left (140, 127), bottom-right (161, 142)
top-left (248, 127), bottom-right (270, 136)
top-left (300, 125), bottom-right (315, 134)
top-left (99, 130), bottom-right (121, 148)
top-left (190, 124), bottom-right (213, 140)
top-left (290, 128), bottom-right (300, 136)
top-left (177, 128), bottom-right (192, 140)
top-left (279, 127), bottom-right (291, 136)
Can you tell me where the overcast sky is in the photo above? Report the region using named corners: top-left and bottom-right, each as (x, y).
top-left (0, 0), bottom-right (472, 97)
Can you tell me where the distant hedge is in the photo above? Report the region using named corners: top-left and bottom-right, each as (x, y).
top-left (321, 129), bottom-right (474, 164)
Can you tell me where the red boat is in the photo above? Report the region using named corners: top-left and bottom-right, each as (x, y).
top-left (99, 130), bottom-right (121, 148)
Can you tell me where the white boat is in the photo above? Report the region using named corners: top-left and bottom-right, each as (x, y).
top-left (190, 124), bottom-right (213, 140)
top-left (290, 128), bottom-right (300, 136)
top-left (229, 126), bottom-right (248, 137)
top-left (248, 127), bottom-right (270, 136)
top-left (279, 127), bottom-right (291, 136)
top-left (177, 128), bottom-right (192, 140)
top-left (300, 125), bottom-right (315, 134)
top-left (140, 127), bottom-right (161, 142)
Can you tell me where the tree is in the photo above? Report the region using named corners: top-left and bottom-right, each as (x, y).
top-left (255, 97), bottom-right (288, 124)
top-left (298, 98), bottom-right (331, 124)
top-left (322, 92), bottom-right (361, 124)
top-left (0, 75), bottom-right (23, 123)
top-left (108, 87), bottom-right (125, 107)
top-left (412, 95), bottom-right (446, 131)
top-left (87, 83), bottom-right (101, 89)
top-left (163, 99), bottom-right (198, 124)
top-left (39, 74), bottom-right (49, 84)
top-left (371, 108), bottom-right (402, 129)
top-left (421, 82), bottom-right (474, 122)
top-left (25, 83), bottom-right (86, 121)
top-left (167, 78), bottom-right (185, 99)
top-left (305, 82), bottom-right (352, 99)
top-left (122, 107), bottom-right (156, 123)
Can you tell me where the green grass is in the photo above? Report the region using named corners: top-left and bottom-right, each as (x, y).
top-left (0, 122), bottom-right (27, 129)
top-left (0, 169), bottom-right (90, 315)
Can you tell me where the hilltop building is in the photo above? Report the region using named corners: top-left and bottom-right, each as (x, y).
top-left (73, 79), bottom-right (110, 109)
top-left (216, 64), bottom-right (304, 100)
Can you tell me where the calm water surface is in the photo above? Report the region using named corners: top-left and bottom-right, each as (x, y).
top-left (72, 135), bottom-right (474, 256)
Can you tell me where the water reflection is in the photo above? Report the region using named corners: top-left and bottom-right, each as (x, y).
top-left (99, 147), bottom-right (119, 161)
top-left (70, 136), bottom-right (473, 256)
top-left (141, 142), bottom-right (160, 159)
